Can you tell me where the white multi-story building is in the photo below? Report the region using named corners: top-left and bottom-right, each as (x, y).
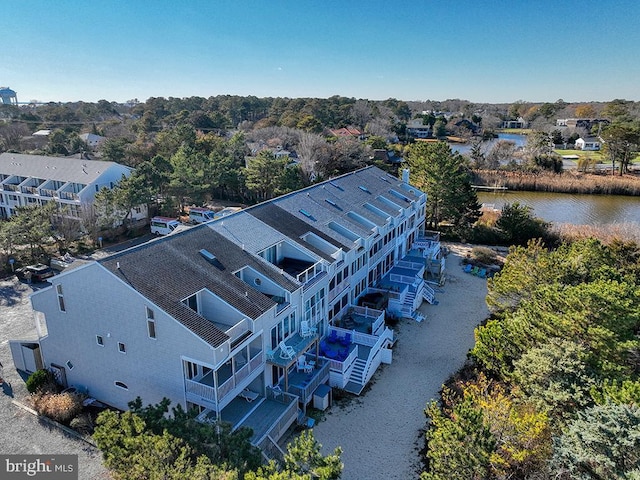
top-left (0, 152), bottom-right (145, 220)
top-left (13, 166), bottom-right (441, 454)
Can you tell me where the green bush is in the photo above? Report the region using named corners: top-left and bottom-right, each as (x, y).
top-left (26, 369), bottom-right (57, 393)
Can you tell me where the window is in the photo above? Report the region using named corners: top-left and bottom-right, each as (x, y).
top-left (147, 320), bottom-right (156, 339)
top-left (146, 307), bottom-right (156, 339)
top-left (66, 360), bottom-right (74, 370)
top-left (56, 284), bottom-right (66, 312)
top-left (115, 381), bottom-right (128, 390)
top-left (185, 361), bottom-right (198, 379)
top-left (118, 342), bottom-right (126, 353)
top-left (96, 335), bottom-right (104, 346)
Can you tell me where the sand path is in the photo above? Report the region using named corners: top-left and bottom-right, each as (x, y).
top-left (313, 244), bottom-right (490, 479)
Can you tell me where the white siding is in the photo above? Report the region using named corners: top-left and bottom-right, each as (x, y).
top-left (33, 263), bottom-right (215, 410)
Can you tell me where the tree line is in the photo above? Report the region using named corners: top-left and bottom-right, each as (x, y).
top-left (422, 238), bottom-right (640, 479)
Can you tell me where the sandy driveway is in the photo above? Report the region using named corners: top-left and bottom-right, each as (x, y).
top-left (313, 245), bottom-right (490, 480)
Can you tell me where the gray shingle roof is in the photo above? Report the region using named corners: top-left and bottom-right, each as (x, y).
top-left (99, 225), bottom-right (298, 348)
top-left (272, 166), bottom-right (423, 242)
top-left (0, 152), bottom-right (128, 184)
top-left (247, 203), bottom-right (350, 261)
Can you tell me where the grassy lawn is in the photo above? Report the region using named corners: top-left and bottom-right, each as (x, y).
top-left (555, 149), bottom-right (605, 163)
top-left (555, 149), bottom-right (640, 165)
top-left (497, 128), bottom-right (533, 134)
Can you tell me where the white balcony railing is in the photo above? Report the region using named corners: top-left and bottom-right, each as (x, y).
top-left (328, 277), bottom-right (350, 302)
top-left (297, 261), bottom-right (325, 285)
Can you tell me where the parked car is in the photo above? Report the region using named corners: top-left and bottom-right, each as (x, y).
top-left (16, 263), bottom-right (55, 282)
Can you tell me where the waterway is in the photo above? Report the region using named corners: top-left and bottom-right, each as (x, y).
top-left (452, 133), bottom-right (527, 156)
top-left (477, 190), bottom-right (640, 227)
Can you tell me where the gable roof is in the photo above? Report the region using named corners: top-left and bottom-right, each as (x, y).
top-left (247, 203), bottom-right (350, 261)
top-left (99, 225), bottom-right (298, 348)
top-left (0, 152), bottom-right (129, 184)
top-left (271, 166), bottom-right (422, 244)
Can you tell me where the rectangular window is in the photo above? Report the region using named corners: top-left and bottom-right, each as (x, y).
top-left (118, 342), bottom-right (126, 353)
top-left (147, 320), bottom-right (156, 339)
top-left (146, 307), bottom-right (154, 320)
top-left (66, 360), bottom-right (74, 370)
top-left (56, 284), bottom-right (66, 312)
top-left (96, 335), bottom-right (104, 346)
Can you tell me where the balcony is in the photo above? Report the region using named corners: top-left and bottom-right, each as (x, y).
top-left (1, 184), bottom-right (19, 192)
top-left (266, 333), bottom-right (317, 369)
top-left (184, 351), bottom-right (264, 410)
top-left (336, 305), bottom-right (385, 336)
top-left (278, 357), bottom-right (330, 405)
top-left (59, 191), bottom-right (79, 201)
top-left (197, 387), bottom-right (299, 453)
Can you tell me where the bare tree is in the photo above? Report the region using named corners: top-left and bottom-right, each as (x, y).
top-left (0, 123), bottom-right (30, 152)
top-left (350, 100), bottom-right (373, 131)
top-left (486, 140), bottom-right (517, 169)
top-left (297, 132), bottom-right (332, 181)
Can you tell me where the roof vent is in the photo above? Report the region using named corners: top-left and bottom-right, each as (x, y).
top-left (329, 181), bottom-right (344, 191)
top-left (199, 249), bottom-right (225, 270)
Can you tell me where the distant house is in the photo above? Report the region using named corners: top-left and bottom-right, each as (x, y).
top-left (79, 133), bottom-right (106, 149)
top-left (328, 127), bottom-right (365, 140)
top-left (500, 117), bottom-right (527, 129)
top-left (371, 149), bottom-right (403, 165)
top-left (406, 119), bottom-right (431, 139)
top-left (0, 152), bottom-right (146, 221)
top-left (556, 118), bottom-right (610, 130)
top-left (575, 137), bottom-right (601, 151)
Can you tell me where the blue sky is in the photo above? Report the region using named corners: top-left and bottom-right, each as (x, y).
top-left (3, 1), bottom-right (639, 104)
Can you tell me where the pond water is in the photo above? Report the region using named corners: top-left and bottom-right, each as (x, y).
top-left (452, 133), bottom-right (527, 156)
top-left (477, 190), bottom-right (640, 227)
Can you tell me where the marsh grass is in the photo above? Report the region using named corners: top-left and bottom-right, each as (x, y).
top-left (473, 170), bottom-right (640, 195)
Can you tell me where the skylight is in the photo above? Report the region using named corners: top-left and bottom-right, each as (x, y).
top-left (359, 185), bottom-right (371, 194)
top-left (299, 209), bottom-right (316, 220)
top-left (325, 198), bottom-right (342, 210)
top-left (329, 181), bottom-right (344, 191)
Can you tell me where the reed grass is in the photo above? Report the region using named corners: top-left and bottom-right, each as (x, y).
top-left (552, 223), bottom-right (640, 245)
top-left (472, 170), bottom-right (640, 195)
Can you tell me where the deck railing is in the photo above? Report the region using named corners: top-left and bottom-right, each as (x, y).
top-left (358, 328), bottom-right (393, 385)
top-left (287, 360), bottom-right (330, 404)
top-left (21, 186), bottom-right (39, 195)
top-left (297, 261), bottom-right (325, 285)
top-left (186, 351), bottom-right (264, 408)
top-left (225, 318), bottom-right (251, 345)
top-left (328, 277), bottom-right (350, 302)
top-left (390, 273), bottom-right (419, 286)
top-left (59, 191), bottom-right (79, 200)
top-left (40, 188), bottom-right (56, 197)
top-left (2, 184), bottom-right (19, 192)
top-left (368, 241), bottom-right (394, 266)
top-left (255, 391), bottom-right (298, 448)
top-left (397, 259), bottom-right (424, 270)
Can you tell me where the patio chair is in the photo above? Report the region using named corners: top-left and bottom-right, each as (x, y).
top-left (328, 330), bottom-right (338, 343)
top-left (300, 320), bottom-right (317, 338)
top-left (463, 263), bottom-right (473, 273)
top-left (240, 389), bottom-right (259, 402)
top-left (470, 266), bottom-right (480, 276)
top-left (296, 356), bottom-right (312, 373)
top-left (279, 341), bottom-right (295, 360)
top-left (339, 332), bottom-right (352, 347)
top-left (477, 268), bottom-right (487, 278)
